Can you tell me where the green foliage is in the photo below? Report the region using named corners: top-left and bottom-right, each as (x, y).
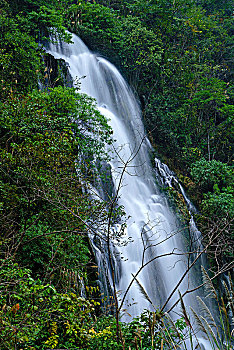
top-left (191, 159), bottom-right (233, 262)
top-left (87, 316), bottom-right (122, 350)
top-left (191, 159), bottom-right (233, 192)
top-left (115, 16), bottom-right (163, 90)
top-left (121, 310), bottom-right (187, 350)
top-left (0, 0), bottom-right (72, 101)
top-left (3, 0), bottom-right (71, 42)
top-left (201, 187), bottom-right (234, 218)
top-left (0, 86), bottom-right (112, 279)
top-left (0, 259), bottom-right (96, 349)
top-left (0, 13), bottom-right (41, 98)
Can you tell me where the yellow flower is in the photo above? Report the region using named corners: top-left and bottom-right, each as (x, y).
top-left (89, 328), bottom-right (96, 334)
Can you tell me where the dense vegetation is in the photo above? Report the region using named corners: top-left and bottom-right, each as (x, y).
top-left (0, 0), bottom-right (233, 348)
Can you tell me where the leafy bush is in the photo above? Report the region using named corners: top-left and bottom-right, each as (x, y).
top-left (0, 259), bottom-right (96, 349)
top-left (201, 187), bottom-right (234, 218)
top-left (190, 159), bottom-right (233, 192)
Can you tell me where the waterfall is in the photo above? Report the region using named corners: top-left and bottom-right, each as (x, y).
top-left (47, 33), bottom-right (213, 349)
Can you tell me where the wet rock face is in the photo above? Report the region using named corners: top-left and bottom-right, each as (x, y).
top-left (43, 52), bottom-right (73, 88)
top-left (96, 161), bottom-right (115, 201)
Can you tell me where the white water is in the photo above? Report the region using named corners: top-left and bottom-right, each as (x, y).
top-left (47, 34), bottom-right (211, 348)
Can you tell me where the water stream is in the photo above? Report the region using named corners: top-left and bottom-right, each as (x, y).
top-left (47, 33), bottom-right (212, 349)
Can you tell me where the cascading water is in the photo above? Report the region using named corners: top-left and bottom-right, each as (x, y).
top-left (47, 33), bottom-right (213, 349)
top-left (154, 158), bottom-right (205, 263)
